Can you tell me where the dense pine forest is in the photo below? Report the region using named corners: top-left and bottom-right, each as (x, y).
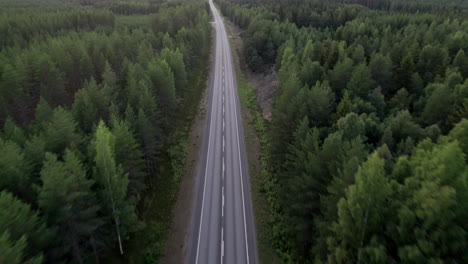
top-left (217, 0), bottom-right (467, 263)
top-left (0, 0), bottom-right (210, 263)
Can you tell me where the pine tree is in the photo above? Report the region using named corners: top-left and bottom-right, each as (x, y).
top-left (72, 79), bottom-right (111, 133)
top-left (300, 60), bottom-right (324, 87)
top-left (283, 117), bottom-right (323, 256)
top-left (0, 139), bottom-right (31, 200)
top-left (307, 81), bottom-right (335, 127)
top-left (0, 191), bottom-right (53, 262)
top-left (111, 117), bottom-right (147, 199)
top-left (0, 232), bottom-right (43, 264)
top-left (421, 83), bottom-right (454, 132)
top-left (43, 107), bottom-right (80, 155)
top-left (417, 45), bottom-right (449, 82)
top-left (160, 48), bottom-right (187, 97)
top-left (32, 97), bottom-right (53, 132)
top-left (301, 39), bottom-right (315, 63)
top-left (347, 63), bottom-right (376, 99)
top-left (101, 62), bottom-right (119, 105)
top-left (38, 150), bottom-right (101, 263)
top-left (334, 90), bottom-right (352, 121)
top-left (136, 109), bottom-right (160, 186)
top-left (314, 135), bottom-right (368, 262)
top-left (453, 49), bottom-right (468, 78)
top-left (270, 73), bottom-right (305, 169)
top-left (329, 57), bottom-right (354, 97)
top-left (148, 58), bottom-right (177, 118)
top-left (444, 119), bottom-right (468, 158)
top-left (369, 53), bottom-right (394, 95)
top-left (351, 44), bottom-right (366, 65)
top-left (336, 112), bottom-right (366, 141)
top-left (37, 56), bottom-right (66, 107)
top-left (398, 53), bottom-right (415, 89)
top-left (388, 88), bottom-right (410, 114)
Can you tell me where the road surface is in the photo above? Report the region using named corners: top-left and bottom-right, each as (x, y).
top-left (186, 1), bottom-right (258, 263)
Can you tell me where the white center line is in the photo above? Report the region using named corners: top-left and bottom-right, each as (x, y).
top-left (222, 155), bottom-right (225, 179)
top-left (223, 27), bottom-right (251, 264)
top-left (222, 186), bottom-right (225, 217)
top-left (221, 227), bottom-right (224, 263)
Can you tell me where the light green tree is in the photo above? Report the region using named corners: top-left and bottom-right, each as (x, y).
top-left (92, 121), bottom-right (138, 255)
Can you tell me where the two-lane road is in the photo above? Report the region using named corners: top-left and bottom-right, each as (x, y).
top-left (187, 1), bottom-right (257, 263)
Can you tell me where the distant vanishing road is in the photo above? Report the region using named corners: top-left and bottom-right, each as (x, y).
top-left (186, 0), bottom-right (258, 263)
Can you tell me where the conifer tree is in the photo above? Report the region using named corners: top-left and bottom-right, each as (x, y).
top-left (0, 191), bottom-right (53, 262)
top-left (38, 150), bottom-right (101, 263)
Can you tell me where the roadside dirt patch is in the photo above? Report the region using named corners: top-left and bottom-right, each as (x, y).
top-left (226, 20), bottom-right (278, 121)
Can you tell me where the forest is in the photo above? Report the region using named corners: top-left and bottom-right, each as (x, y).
top-left (0, 0), bottom-right (210, 263)
top-left (217, 0), bottom-right (467, 263)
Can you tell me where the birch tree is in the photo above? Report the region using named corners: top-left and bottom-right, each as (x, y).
top-left (92, 121), bottom-right (138, 255)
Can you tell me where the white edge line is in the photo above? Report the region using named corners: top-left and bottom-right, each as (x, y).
top-left (195, 4), bottom-right (220, 261)
top-left (221, 227), bottom-right (224, 263)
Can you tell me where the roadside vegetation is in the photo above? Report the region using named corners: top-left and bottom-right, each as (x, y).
top-left (228, 28), bottom-right (281, 262)
top-left (218, 0), bottom-right (468, 263)
top-left (0, 0), bottom-right (210, 263)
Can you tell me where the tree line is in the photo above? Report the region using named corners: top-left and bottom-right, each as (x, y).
top-left (217, 0), bottom-right (467, 262)
top-left (0, 0), bottom-right (210, 263)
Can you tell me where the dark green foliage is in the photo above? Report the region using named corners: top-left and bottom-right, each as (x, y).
top-left (398, 53), bottom-right (416, 89)
top-left (0, 191), bottom-right (53, 263)
top-left (38, 151), bottom-right (101, 263)
top-left (148, 59), bottom-right (177, 117)
top-left (0, 231), bottom-right (43, 264)
top-left (283, 118), bottom-right (323, 256)
top-left (421, 83), bottom-right (454, 131)
top-left (0, 139), bottom-right (32, 200)
top-left (347, 63), bottom-right (376, 99)
top-left (329, 57), bottom-right (354, 97)
top-left (0, 0), bottom-right (210, 261)
top-left (369, 53), bottom-right (395, 95)
top-left (453, 50), bottom-right (468, 78)
top-left (307, 81), bottom-right (335, 127)
top-left (43, 107), bottom-right (80, 155)
top-left (111, 117), bottom-right (147, 199)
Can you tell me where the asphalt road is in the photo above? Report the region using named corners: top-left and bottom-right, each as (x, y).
top-left (186, 1), bottom-right (258, 263)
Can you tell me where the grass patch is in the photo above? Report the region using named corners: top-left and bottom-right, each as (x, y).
top-left (236, 73), bottom-right (291, 264)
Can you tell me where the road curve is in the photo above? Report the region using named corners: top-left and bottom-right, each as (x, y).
top-left (186, 1), bottom-right (258, 263)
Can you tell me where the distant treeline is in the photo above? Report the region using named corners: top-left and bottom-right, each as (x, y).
top-left (0, 0), bottom-right (210, 263)
top-left (217, 0), bottom-right (468, 263)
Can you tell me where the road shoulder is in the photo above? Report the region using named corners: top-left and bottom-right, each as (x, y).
top-left (160, 26), bottom-right (215, 264)
top-left (224, 17), bottom-right (281, 264)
